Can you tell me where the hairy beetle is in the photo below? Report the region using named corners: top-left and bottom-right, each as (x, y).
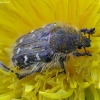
top-left (0, 23), bottom-right (95, 79)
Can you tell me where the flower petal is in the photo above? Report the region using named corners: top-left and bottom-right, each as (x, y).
top-left (39, 89), bottom-right (73, 99)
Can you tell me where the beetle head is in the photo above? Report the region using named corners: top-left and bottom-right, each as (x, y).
top-left (78, 28), bottom-right (95, 49)
top-left (82, 36), bottom-right (91, 47)
top-left (78, 36), bottom-right (91, 49)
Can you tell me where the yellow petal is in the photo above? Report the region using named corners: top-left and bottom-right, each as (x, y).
top-left (39, 89), bottom-right (73, 99)
top-left (0, 92), bottom-right (13, 100)
top-left (24, 85), bottom-right (34, 93)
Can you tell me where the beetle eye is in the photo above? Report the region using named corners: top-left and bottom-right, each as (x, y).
top-left (78, 43), bottom-right (83, 49)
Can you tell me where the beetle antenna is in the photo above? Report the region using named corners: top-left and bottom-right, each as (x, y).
top-left (80, 28), bottom-right (95, 40)
top-left (86, 28), bottom-right (95, 39)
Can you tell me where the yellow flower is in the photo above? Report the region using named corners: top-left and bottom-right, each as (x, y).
top-left (0, 0), bottom-right (100, 100)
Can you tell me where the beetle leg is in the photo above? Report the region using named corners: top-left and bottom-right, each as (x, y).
top-left (83, 46), bottom-right (92, 56)
top-left (73, 52), bottom-right (85, 56)
top-left (16, 73), bottom-right (28, 79)
top-left (74, 52), bottom-right (92, 56)
top-left (51, 56), bottom-right (66, 78)
top-left (0, 61), bottom-right (10, 71)
top-left (73, 46), bottom-right (92, 56)
top-left (16, 62), bottom-right (47, 79)
top-left (58, 56), bottom-right (66, 74)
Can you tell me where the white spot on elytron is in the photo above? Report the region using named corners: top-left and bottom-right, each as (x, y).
top-left (36, 53), bottom-right (41, 60)
top-left (31, 30), bottom-right (34, 33)
top-left (19, 38), bottom-right (23, 43)
top-left (16, 48), bottom-right (21, 54)
top-left (51, 51), bottom-right (54, 55)
top-left (48, 33), bottom-right (51, 43)
top-left (32, 34), bottom-right (35, 37)
top-left (42, 25), bottom-right (46, 28)
top-left (24, 55), bottom-right (28, 64)
top-left (54, 23), bottom-right (56, 26)
top-left (28, 47), bottom-right (32, 50)
top-left (41, 49), bottom-right (45, 51)
top-left (14, 59), bottom-right (18, 65)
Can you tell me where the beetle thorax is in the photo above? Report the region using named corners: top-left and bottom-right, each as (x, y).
top-left (49, 26), bottom-right (80, 53)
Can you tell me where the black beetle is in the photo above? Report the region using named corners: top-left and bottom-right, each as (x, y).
top-left (0, 23), bottom-right (95, 79)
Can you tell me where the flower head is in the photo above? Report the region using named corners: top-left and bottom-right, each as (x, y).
top-left (0, 0), bottom-right (100, 100)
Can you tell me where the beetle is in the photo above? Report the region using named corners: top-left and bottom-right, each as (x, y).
top-left (0, 23), bottom-right (95, 79)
